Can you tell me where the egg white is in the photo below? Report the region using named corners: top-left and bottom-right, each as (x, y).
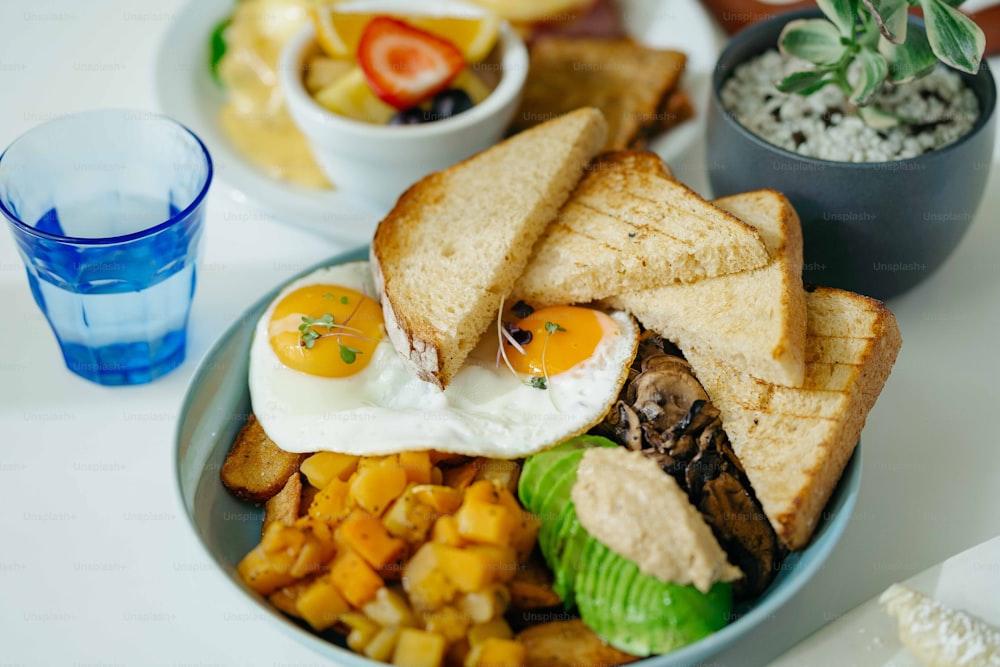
top-left (249, 261), bottom-right (638, 458)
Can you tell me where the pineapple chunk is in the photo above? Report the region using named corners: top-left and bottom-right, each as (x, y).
top-left (315, 67), bottom-right (396, 124)
top-left (392, 627), bottom-right (447, 667)
top-left (300, 451), bottom-right (359, 489)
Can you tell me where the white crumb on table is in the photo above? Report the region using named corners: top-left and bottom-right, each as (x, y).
top-left (880, 583), bottom-right (1000, 666)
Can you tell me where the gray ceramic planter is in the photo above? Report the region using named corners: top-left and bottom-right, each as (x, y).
top-left (707, 9), bottom-right (997, 300)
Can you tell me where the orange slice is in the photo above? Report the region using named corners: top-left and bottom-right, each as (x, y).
top-left (310, 8), bottom-right (500, 61)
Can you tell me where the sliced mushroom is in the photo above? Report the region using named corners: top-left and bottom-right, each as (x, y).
top-left (590, 332), bottom-right (786, 599)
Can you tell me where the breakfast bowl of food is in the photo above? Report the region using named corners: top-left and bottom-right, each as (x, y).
top-left (176, 110), bottom-right (901, 667)
top-left (278, 0), bottom-right (528, 208)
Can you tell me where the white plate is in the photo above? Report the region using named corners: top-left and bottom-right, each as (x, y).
top-left (154, 0), bottom-right (722, 242)
top-left (771, 535), bottom-right (1000, 666)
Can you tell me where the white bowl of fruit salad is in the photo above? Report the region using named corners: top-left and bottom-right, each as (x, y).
top-left (279, 0), bottom-right (528, 208)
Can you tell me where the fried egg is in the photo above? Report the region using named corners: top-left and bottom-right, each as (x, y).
top-left (249, 261), bottom-right (638, 458)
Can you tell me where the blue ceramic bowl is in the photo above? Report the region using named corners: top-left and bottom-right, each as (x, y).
top-left (174, 248), bottom-right (861, 667)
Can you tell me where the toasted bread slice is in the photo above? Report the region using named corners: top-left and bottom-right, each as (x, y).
top-left (511, 152), bottom-right (771, 307)
top-left (221, 414), bottom-right (306, 503)
top-left (511, 38), bottom-right (687, 151)
top-left (684, 287), bottom-right (902, 550)
top-left (607, 189), bottom-right (807, 386)
top-left (371, 108), bottom-right (608, 389)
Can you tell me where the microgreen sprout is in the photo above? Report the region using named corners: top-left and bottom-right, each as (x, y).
top-left (539, 321), bottom-right (566, 393)
top-left (298, 297), bottom-right (372, 364)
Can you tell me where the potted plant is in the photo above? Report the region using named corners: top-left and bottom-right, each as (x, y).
top-left (706, 0), bottom-right (996, 300)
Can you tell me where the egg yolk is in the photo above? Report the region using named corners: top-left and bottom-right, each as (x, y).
top-left (268, 284), bottom-right (383, 377)
top-left (507, 305), bottom-right (614, 377)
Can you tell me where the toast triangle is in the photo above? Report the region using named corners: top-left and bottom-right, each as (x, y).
top-left (607, 189), bottom-right (807, 386)
top-left (371, 108), bottom-right (608, 389)
top-left (511, 151), bottom-right (771, 307)
top-left (684, 287), bottom-right (902, 550)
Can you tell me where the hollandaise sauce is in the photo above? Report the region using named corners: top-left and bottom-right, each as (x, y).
top-left (216, 0), bottom-right (331, 189)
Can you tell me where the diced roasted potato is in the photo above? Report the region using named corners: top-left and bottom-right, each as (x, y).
top-left (430, 515), bottom-right (464, 547)
top-left (307, 479), bottom-right (351, 524)
top-left (331, 548), bottom-right (385, 607)
top-left (343, 612), bottom-right (382, 653)
top-left (421, 605), bottom-right (472, 644)
top-left (392, 627), bottom-right (447, 667)
top-left (516, 619), bottom-right (640, 667)
top-left (411, 485), bottom-right (465, 515)
top-left (473, 459), bottom-right (521, 495)
top-left (296, 575), bottom-right (351, 631)
top-left (455, 498), bottom-right (517, 547)
top-left (339, 511), bottom-right (407, 569)
top-left (352, 463), bottom-right (409, 516)
top-left (403, 543), bottom-right (458, 612)
top-left (267, 578), bottom-right (315, 619)
top-left (467, 617), bottom-right (514, 646)
top-left (384, 486), bottom-right (438, 544)
top-left (464, 637), bottom-right (525, 667)
top-left (459, 586), bottom-right (511, 624)
top-left (300, 451), bottom-right (359, 489)
top-left (363, 586), bottom-right (418, 628)
top-left (365, 626), bottom-right (402, 662)
top-left (399, 450), bottom-right (434, 485)
top-left (221, 414), bottom-right (305, 503)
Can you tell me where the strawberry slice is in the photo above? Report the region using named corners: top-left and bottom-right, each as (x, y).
top-left (357, 16), bottom-right (467, 111)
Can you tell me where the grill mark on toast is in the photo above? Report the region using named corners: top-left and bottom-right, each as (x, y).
top-left (572, 200), bottom-right (693, 248)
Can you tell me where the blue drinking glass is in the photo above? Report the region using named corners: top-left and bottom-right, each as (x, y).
top-left (0, 110), bottom-right (212, 385)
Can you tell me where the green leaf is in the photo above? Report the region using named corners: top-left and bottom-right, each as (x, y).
top-left (862, 0), bottom-right (909, 43)
top-left (529, 376), bottom-right (547, 390)
top-left (779, 19), bottom-right (849, 65)
top-left (849, 46), bottom-right (889, 105)
top-left (777, 68), bottom-right (837, 95)
top-left (919, 0), bottom-right (986, 73)
top-left (209, 16), bottom-right (231, 86)
top-left (858, 105), bottom-right (908, 127)
top-left (817, 0), bottom-right (858, 37)
top-left (339, 345), bottom-right (361, 364)
top-left (879, 25), bottom-right (938, 82)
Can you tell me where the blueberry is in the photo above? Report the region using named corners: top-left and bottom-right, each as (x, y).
top-left (429, 89), bottom-right (474, 121)
top-left (389, 107), bottom-right (426, 125)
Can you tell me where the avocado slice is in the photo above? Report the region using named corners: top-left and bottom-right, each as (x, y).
top-left (519, 436), bottom-right (733, 657)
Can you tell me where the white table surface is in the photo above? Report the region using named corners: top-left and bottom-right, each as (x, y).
top-left (1, 1), bottom-right (998, 665)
